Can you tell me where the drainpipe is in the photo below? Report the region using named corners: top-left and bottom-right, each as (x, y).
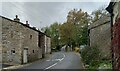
top-left (110, 10), bottom-right (114, 70)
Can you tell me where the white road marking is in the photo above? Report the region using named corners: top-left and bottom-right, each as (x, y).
top-left (52, 59), bottom-right (61, 61)
top-left (45, 63), bottom-right (58, 70)
top-left (63, 53), bottom-right (65, 58)
top-left (46, 60), bottom-right (50, 61)
top-left (46, 53), bottom-right (65, 62)
top-left (45, 53), bottom-right (66, 70)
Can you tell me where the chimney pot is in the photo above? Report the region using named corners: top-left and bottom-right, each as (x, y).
top-left (14, 15), bottom-right (20, 22)
top-left (26, 21), bottom-right (28, 24)
top-left (16, 15), bottom-right (18, 18)
top-left (26, 21), bottom-right (29, 26)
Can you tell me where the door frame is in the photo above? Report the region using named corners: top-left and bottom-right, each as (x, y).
top-left (23, 48), bottom-right (28, 64)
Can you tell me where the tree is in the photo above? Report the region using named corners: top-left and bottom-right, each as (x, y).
top-left (60, 22), bottom-right (75, 47)
top-left (60, 9), bottom-right (90, 49)
top-left (91, 6), bottom-right (108, 23)
top-left (42, 22), bottom-right (61, 50)
top-left (42, 9), bottom-right (91, 51)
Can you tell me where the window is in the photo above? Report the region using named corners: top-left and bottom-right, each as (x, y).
top-left (11, 48), bottom-right (15, 54)
top-left (38, 35), bottom-right (41, 47)
top-left (30, 35), bottom-right (32, 39)
top-left (33, 50), bottom-right (34, 53)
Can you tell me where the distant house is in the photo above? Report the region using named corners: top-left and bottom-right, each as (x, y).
top-left (106, 1), bottom-right (120, 70)
top-left (0, 15), bottom-right (51, 65)
top-left (88, 15), bottom-right (111, 59)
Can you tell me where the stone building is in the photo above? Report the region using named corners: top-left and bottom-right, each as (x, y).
top-left (106, 1), bottom-right (120, 70)
top-left (0, 15), bottom-right (51, 65)
top-left (39, 32), bottom-right (51, 58)
top-left (88, 15), bottom-right (111, 59)
top-left (45, 36), bottom-right (51, 54)
top-left (0, 16), bottom-right (2, 63)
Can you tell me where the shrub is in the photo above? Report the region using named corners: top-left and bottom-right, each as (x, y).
top-left (81, 46), bottom-right (102, 68)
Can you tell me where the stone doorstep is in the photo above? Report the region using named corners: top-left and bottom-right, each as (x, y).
top-left (2, 53), bottom-right (53, 70)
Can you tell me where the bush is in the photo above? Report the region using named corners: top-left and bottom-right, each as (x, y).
top-left (81, 46), bottom-right (102, 68)
top-left (98, 60), bottom-right (112, 69)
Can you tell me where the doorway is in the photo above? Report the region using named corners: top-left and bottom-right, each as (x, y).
top-left (23, 48), bottom-right (28, 64)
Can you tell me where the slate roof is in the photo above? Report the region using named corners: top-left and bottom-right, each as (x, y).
top-left (88, 15), bottom-right (110, 30)
top-left (0, 15), bottom-right (51, 38)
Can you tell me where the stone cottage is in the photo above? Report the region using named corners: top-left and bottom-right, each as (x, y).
top-left (88, 15), bottom-right (111, 59)
top-left (106, 1), bottom-right (120, 70)
top-left (0, 15), bottom-right (51, 65)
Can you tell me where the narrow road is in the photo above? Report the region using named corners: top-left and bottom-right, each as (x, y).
top-left (20, 51), bottom-right (84, 70)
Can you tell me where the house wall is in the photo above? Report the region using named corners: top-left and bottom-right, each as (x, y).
top-left (89, 20), bottom-right (111, 59)
top-left (38, 33), bottom-right (42, 59)
top-left (0, 17), bottom-right (2, 63)
top-left (2, 17), bottom-right (22, 65)
top-left (40, 35), bottom-right (51, 58)
top-left (40, 35), bottom-right (46, 58)
top-left (20, 25), bottom-right (39, 62)
top-left (45, 35), bottom-right (47, 54)
top-left (48, 37), bottom-right (51, 53)
top-left (112, 2), bottom-right (120, 69)
top-left (46, 37), bottom-right (51, 54)
top-left (1, 16), bottom-right (42, 65)
top-left (45, 36), bottom-right (51, 54)
top-left (0, 15), bottom-right (51, 65)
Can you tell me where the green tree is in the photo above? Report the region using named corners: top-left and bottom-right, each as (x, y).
top-left (42, 22), bottom-right (61, 50)
top-left (91, 6), bottom-right (108, 23)
top-left (60, 9), bottom-right (90, 49)
top-left (42, 9), bottom-right (91, 51)
top-left (60, 22), bottom-right (75, 47)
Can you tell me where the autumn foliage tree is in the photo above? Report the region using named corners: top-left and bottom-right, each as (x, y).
top-left (59, 9), bottom-right (90, 49)
top-left (43, 8), bottom-right (91, 50)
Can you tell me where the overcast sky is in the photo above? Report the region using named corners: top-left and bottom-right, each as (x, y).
top-left (0, 1), bottom-right (110, 29)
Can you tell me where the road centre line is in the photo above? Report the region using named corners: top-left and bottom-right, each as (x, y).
top-left (45, 53), bottom-right (65, 70)
top-left (45, 63), bottom-right (58, 70)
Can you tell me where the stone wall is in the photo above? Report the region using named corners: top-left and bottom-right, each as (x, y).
top-left (0, 16), bottom-right (2, 63)
top-left (2, 17), bottom-right (22, 64)
top-left (89, 16), bottom-right (111, 59)
top-left (112, 2), bottom-right (120, 69)
top-left (0, 15), bottom-right (51, 65)
top-left (20, 24), bottom-right (40, 62)
top-left (40, 34), bottom-right (46, 58)
top-left (1, 16), bottom-right (42, 64)
top-left (40, 35), bottom-right (51, 58)
top-left (46, 37), bottom-right (51, 54)
top-left (44, 36), bottom-right (51, 54)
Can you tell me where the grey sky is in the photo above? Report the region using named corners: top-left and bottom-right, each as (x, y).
top-left (1, 2), bottom-right (110, 29)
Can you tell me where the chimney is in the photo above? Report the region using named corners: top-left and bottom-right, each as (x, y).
top-left (26, 21), bottom-right (29, 26)
top-left (38, 29), bottom-right (40, 31)
top-left (33, 27), bottom-right (36, 30)
top-left (14, 15), bottom-right (20, 22)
